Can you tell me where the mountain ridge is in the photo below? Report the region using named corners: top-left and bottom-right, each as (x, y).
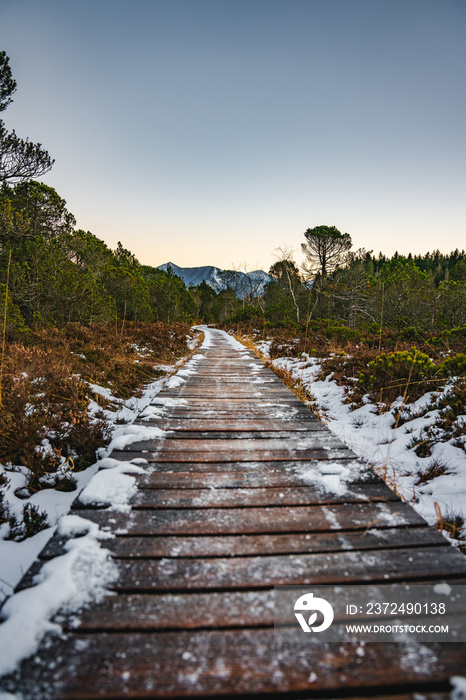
top-left (157, 262), bottom-right (272, 297)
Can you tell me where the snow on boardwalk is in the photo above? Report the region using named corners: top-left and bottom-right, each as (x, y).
top-left (4, 328), bottom-right (466, 698)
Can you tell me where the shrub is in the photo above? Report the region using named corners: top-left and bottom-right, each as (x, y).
top-left (360, 349), bottom-right (436, 404)
top-left (398, 327), bottom-right (422, 342)
top-left (367, 350), bottom-right (433, 386)
top-left (326, 325), bottom-right (362, 344)
top-left (438, 353), bottom-right (466, 378)
top-left (450, 326), bottom-right (466, 340)
top-left (22, 503), bottom-right (48, 539)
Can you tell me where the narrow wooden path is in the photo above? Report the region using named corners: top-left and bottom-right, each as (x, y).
top-left (13, 329), bottom-right (466, 697)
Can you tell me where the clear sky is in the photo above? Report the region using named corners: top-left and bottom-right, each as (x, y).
top-left (1, 0), bottom-right (465, 271)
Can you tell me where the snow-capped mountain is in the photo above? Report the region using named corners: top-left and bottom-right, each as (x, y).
top-left (158, 263), bottom-right (272, 298)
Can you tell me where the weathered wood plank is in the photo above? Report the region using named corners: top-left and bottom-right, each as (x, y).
top-left (133, 420), bottom-right (325, 431)
top-left (150, 397), bottom-right (306, 403)
top-left (158, 430), bottom-right (331, 440)
top-left (131, 435), bottom-right (348, 450)
top-left (124, 483), bottom-right (400, 508)
top-left (151, 393), bottom-right (305, 401)
top-left (148, 409), bottom-right (314, 420)
top-left (76, 589), bottom-right (276, 631)
top-left (78, 579), bottom-right (466, 631)
top-left (71, 501), bottom-right (427, 535)
top-left (111, 545), bottom-right (466, 591)
top-left (104, 460), bottom-right (379, 485)
top-left (116, 447), bottom-right (356, 461)
top-left (27, 630), bottom-right (466, 698)
top-left (40, 525), bottom-right (445, 560)
top-left (135, 463), bottom-right (381, 486)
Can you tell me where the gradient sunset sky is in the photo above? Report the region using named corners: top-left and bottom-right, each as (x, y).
top-left (1, 0), bottom-right (465, 271)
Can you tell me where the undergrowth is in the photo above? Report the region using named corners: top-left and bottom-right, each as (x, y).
top-left (0, 321), bottom-right (194, 534)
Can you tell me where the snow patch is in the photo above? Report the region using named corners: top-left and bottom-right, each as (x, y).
top-left (99, 425), bottom-right (164, 456)
top-left (78, 462), bottom-right (144, 511)
top-left (0, 515), bottom-right (117, 678)
top-left (451, 676), bottom-right (466, 700)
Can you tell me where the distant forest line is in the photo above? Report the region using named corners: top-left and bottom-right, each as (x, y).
top-left (0, 181), bottom-right (465, 339)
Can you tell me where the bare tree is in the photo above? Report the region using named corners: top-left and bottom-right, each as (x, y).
top-left (270, 247), bottom-right (302, 322)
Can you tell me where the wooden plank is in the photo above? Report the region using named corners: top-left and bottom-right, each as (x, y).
top-left (105, 459), bottom-right (377, 482)
top-left (143, 429), bottom-right (330, 439)
top-left (176, 389), bottom-right (300, 397)
top-left (125, 483), bottom-right (400, 508)
top-left (76, 589), bottom-right (276, 631)
top-left (149, 409), bottom-right (314, 419)
top-left (111, 545), bottom-right (466, 591)
top-left (150, 406), bottom-right (313, 416)
top-left (71, 501), bottom-right (427, 535)
top-left (150, 396), bottom-right (309, 406)
top-left (133, 420), bottom-right (325, 431)
top-left (79, 578), bottom-right (466, 631)
top-left (135, 435), bottom-right (348, 450)
top-left (151, 394), bottom-right (302, 400)
top-left (150, 403), bottom-right (313, 412)
top-left (136, 460), bottom-right (380, 485)
top-left (115, 447), bottom-right (356, 461)
top-left (40, 525), bottom-right (446, 560)
top-left (29, 630), bottom-right (466, 698)
top-left (148, 413), bottom-right (316, 422)
top-left (177, 377), bottom-right (278, 383)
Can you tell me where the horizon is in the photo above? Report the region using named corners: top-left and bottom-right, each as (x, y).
top-left (156, 247), bottom-right (465, 276)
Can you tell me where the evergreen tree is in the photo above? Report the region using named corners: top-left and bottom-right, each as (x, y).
top-left (434, 281), bottom-right (466, 328)
top-left (190, 281), bottom-right (218, 322)
top-left (105, 243), bottom-right (152, 322)
top-left (0, 50), bottom-right (16, 112)
top-left (142, 266), bottom-right (196, 323)
top-left (0, 52), bottom-right (54, 183)
top-left (212, 287), bottom-right (237, 323)
top-left (373, 259), bottom-right (433, 331)
top-left (302, 225), bottom-right (352, 279)
top-left (0, 181), bottom-right (76, 244)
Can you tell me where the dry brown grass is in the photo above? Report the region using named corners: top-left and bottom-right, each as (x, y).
top-left (0, 321), bottom-right (194, 498)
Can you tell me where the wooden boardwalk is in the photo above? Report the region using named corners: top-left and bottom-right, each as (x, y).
top-left (11, 329), bottom-right (466, 697)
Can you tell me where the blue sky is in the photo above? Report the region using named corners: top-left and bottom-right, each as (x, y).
top-left (1, 0), bottom-right (465, 270)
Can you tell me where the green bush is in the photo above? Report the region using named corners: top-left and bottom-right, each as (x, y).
top-left (450, 326), bottom-right (466, 341)
top-left (438, 354), bottom-right (466, 378)
top-left (367, 350), bottom-right (434, 383)
top-left (398, 326), bottom-right (422, 341)
top-left (362, 349), bottom-right (436, 403)
top-left (325, 324), bottom-right (362, 343)
top-left (22, 503), bottom-right (48, 539)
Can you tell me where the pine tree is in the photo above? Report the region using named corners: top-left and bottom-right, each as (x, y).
top-left (0, 51), bottom-right (54, 182)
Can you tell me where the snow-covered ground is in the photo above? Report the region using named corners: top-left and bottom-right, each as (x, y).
top-left (253, 340), bottom-right (466, 549)
top-left (0, 333), bottom-right (208, 678)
